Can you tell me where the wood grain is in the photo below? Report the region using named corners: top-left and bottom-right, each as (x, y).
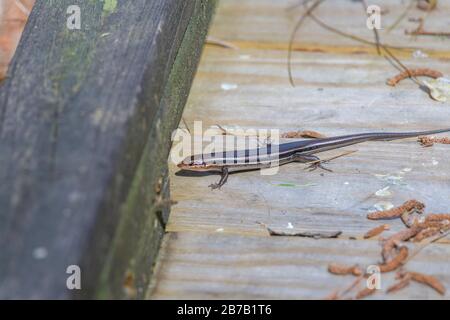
top-left (150, 232), bottom-right (450, 299)
top-left (149, 0), bottom-right (450, 299)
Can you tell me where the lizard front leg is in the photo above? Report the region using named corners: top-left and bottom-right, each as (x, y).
top-left (209, 167), bottom-right (229, 189)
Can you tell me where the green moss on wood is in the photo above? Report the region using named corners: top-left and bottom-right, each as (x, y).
top-left (102, 0), bottom-right (118, 14)
top-left (95, 0), bottom-right (217, 299)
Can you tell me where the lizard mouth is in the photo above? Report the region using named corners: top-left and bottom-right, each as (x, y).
top-left (177, 162), bottom-right (207, 170)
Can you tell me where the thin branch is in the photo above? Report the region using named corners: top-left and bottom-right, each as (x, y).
top-left (382, 45), bottom-right (421, 85)
top-left (288, 0), bottom-right (325, 87)
top-left (404, 229), bottom-right (450, 265)
top-left (181, 117), bottom-right (191, 135)
top-left (386, 0), bottom-right (414, 33)
top-left (307, 12), bottom-right (415, 51)
top-left (305, 150), bottom-right (357, 166)
top-left (361, 0), bottom-right (381, 55)
top-left (306, 9), bottom-right (421, 86)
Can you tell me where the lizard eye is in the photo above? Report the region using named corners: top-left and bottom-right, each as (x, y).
top-left (181, 156), bottom-right (206, 167)
top-left (193, 160), bottom-right (206, 166)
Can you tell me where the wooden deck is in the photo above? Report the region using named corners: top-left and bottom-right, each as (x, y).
top-left (148, 0), bottom-right (450, 299)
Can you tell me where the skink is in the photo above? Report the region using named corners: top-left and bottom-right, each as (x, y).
top-left (177, 128), bottom-right (450, 189)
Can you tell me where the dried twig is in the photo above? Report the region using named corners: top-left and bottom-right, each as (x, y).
top-left (214, 124), bottom-right (232, 136)
top-left (338, 274), bottom-right (365, 299)
top-left (307, 4), bottom-right (422, 88)
top-left (298, 0), bottom-right (422, 90)
top-left (381, 45), bottom-right (421, 85)
top-left (328, 263), bottom-right (363, 276)
top-left (418, 136), bottom-right (450, 147)
top-left (405, 271), bottom-right (446, 295)
top-left (329, 208), bottom-right (448, 298)
top-left (387, 68), bottom-right (443, 86)
top-left (405, 229), bottom-right (450, 264)
top-left (180, 117), bottom-right (191, 134)
top-left (418, 220), bottom-right (450, 229)
top-left (355, 287), bottom-right (376, 299)
top-left (412, 227), bottom-right (444, 242)
top-left (424, 213), bottom-right (450, 222)
top-left (267, 227), bottom-right (341, 238)
top-left (367, 200), bottom-right (425, 220)
top-left (206, 36), bottom-right (239, 50)
top-left (288, 0), bottom-right (325, 87)
top-left (364, 224), bottom-right (390, 239)
top-left (379, 246), bottom-right (409, 272)
top-left (281, 130), bottom-right (326, 139)
top-left (387, 273), bottom-right (411, 293)
top-left (382, 226), bottom-right (422, 262)
top-left (386, 0), bottom-right (414, 33)
top-left (410, 216), bottom-right (450, 242)
top-left (400, 208), bottom-right (421, 227)
top-left (408, 30), bottom-right (450, 37)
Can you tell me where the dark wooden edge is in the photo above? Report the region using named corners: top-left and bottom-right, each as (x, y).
top-left (0, 0), bottom-right (216, 299)
top-left (95, 0), bottom-right (218, 299)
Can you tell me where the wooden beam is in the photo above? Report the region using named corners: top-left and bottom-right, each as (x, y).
top-left (0, 0), bottom-right (216, 299)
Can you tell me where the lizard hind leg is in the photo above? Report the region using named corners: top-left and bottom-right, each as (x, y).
top-left (292, 153), bottom-right (333, 173)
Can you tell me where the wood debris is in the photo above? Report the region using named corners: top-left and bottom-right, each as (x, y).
top-left (386, 273), bottom-right (412, 294)
top-left (381, 226), bottom-right (422, 262)
top-left (407, 271), bottom-right (446, 295)
top-left (363, 224), bottom-right (390, 239)
top-left (327, 208), bottom-right (449, 299)
top-left (424, 213), bottom-right (450, 222)
top-left (407, 214), bottom-right (450, 243)
top-left (367, 200), bottom-right (425, 220)
top-left (205, 36), bottom-right (239, 50)
top-left (412, 227), bottom-right (442, 242)
top-left (328, 263), bottom-right (362, 276)
top-left (406, 18), bottom-right (450, 37)
top-left (379, 246), bottom-right (409, 273)
top-left (386, 68), bottom-right (443, 86)
top-left (418, 136), bottom-right (450, 147)
top-left (355, 287), bottom-right (376, 300)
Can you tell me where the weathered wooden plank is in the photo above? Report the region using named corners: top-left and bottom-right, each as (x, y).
top-left (150, 0), bottom-right (450, 299)
top-left (165, 0), bottom-right (450, 238)
top-left (96, 0), bottom-right (218, 299)
top-left (0, 0), bottom-right (216, 299)
top-left (149, 232), bottom-right (450, 299)
top-left (167, 48), bottom-right (450, 238)
top-left (210, 0), bottom-right (450, 53)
